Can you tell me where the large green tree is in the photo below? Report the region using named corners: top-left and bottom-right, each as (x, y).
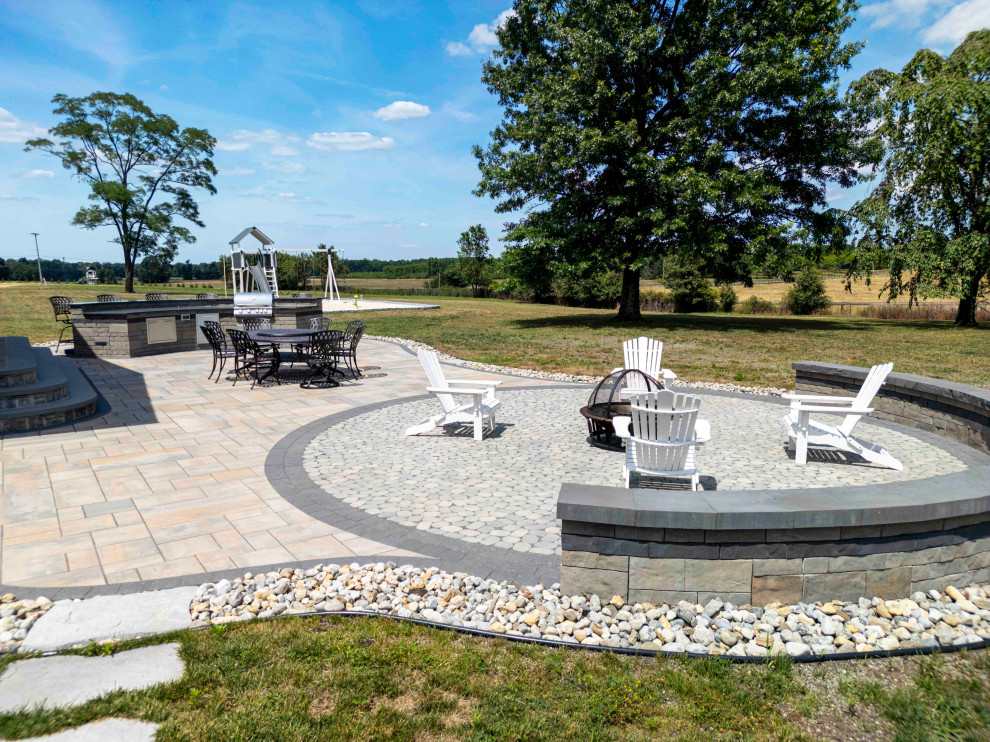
top-left (475, 0), bottom-right (862, 319)
top-left (26, 92), bottom-right (216, 293)
top-left (846, 30), bottom-right (990, 326)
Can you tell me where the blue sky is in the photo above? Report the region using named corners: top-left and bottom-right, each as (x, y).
top-left (1, 0), bottom-right (988, 265)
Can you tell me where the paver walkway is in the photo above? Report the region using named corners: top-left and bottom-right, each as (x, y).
top-left (0, 341), bottom-right (557, 592)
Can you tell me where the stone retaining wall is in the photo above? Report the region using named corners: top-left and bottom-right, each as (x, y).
top-left (793, 361), bottom-right (990, 453)
top-left (558, 365), bottom-right (990, 605)
top-left (561, 514), bottom-right (990, 605)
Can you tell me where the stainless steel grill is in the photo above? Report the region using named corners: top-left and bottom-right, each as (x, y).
top-left (233, 292), bottom-right (273, 317)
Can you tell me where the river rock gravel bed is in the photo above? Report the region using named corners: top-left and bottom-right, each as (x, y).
top-left (191, 563), bottom-right (990, 658)
top-left (0, 593), bottom-right (53, 654)
top-left (369, 335), bottom-right (789, 396)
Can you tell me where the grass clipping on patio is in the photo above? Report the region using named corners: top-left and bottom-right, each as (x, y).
top-left (1, 617), bottom-right (989, 741)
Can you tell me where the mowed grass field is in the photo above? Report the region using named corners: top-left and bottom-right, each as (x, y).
top-left (347, 298), bottom-right (990, 389)
top-left (5, 283), bottom-right (988, 389)
top-left (1, 617), bottom-right (987, 742)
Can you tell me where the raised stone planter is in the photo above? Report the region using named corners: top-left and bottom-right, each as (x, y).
top-left (558, 364), bottom-right (990, 605)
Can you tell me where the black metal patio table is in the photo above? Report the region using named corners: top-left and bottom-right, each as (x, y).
top-left (246, 329), bottom-right (317, 383)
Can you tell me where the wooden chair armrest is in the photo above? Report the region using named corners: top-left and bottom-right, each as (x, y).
top-left (427, 386), bottom-right (487, 397)
top-left (694, 419), bottom-right (711, 443)
top-left (613, 415), bottom-right (632, 438)
top-left (793, 405), bottom-right (874, 415)
top-left (446, 379), bottom-right (503, 387)
top-left (783, 393), bottom-right (856, 403)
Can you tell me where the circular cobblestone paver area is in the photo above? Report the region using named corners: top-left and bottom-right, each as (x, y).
top-left (303, 389), bottom-right (968, 555)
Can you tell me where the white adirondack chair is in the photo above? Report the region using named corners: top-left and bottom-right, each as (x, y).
top-left (613, 390), bottom-right (710, 490)
top-left (781, 362), bottom-right (902, 470)
top-left (612, 337), bottom-right (677, 394)
top-left (405, 348), bottom-right (502, 441)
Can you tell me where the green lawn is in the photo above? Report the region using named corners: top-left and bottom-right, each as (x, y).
top-left (5, 284), bottom-right (987, 389)
top-left (347, 299), bottom-right (990, 389)
top-left (1, 617), bottom-right (986, 741)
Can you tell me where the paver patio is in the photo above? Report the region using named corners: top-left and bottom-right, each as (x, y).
top-left (0, 340), bottom-right (558, 592)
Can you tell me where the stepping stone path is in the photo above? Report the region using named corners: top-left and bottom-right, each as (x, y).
top-left (21, 586), bottom-right (198, 653)
top-left (17, 718), bottom-right (159, 742)
top-left (0, 643), bottom-right (184, 713)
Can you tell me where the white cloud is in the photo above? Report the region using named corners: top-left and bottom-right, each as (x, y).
top-left (219, 167), bottom-right (256, 176)
top-left (383, 223), bottom-right (402, 228)
top-left (262, 161), bottom-right (307, 174)
top-left (861, 0), bottom-right (944, 28)
top-left (445, 41), bottom-right (473, 57)
top-left (216, 141), bottom-right (251, 151)
top-left (0, 107), bottom-right (47, 144)
top-left (446, 9), bottom-right (515, 55)
top-left (419, 222), bottom-right (429, 227)
top-left (159, 84), bottom-right (169, 91)
top-left (219, 128), bottom-right (302, 152)
top-left (923, 0), bottom-right (990, 44)
top-left (373, 101), bottom-right (431, 121)
top-left (24, 169), bottom-right (54, 179)
top-left (441, 102), bottom-right (478, 122)
top-left (270, 144), bottom-right (300, 156)
top-left (307, 132), bottom-right (395, 151)
top-left (400, 243), bottom-right (420, 248)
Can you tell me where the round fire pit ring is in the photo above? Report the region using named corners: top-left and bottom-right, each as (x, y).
top-left (579, 368), bottom-right (663, 450)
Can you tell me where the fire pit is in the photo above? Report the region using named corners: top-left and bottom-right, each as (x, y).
top-left (580, 369), bottom-right (663, 450)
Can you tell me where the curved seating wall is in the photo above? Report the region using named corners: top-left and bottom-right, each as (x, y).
top-left (556, 363), bottom-right (990, 606)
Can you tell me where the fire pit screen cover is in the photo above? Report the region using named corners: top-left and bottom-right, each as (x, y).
top-left (580, 369), bottom-right (663, 449)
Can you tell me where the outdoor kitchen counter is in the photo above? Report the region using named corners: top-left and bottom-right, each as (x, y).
top-left (69, 298), bottom-right (323, 358)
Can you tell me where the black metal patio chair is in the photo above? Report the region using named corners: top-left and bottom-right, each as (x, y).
top-left (226, 328), bottom-right (281, 388)
top-left (202, 321), bottom-right (236, 383)
top-left (96, 294), bottom-right (120, 302)
top-left (48, 296), bottom-right (73, 352)
top-left (334, 320), bottom-right (365, 377)
top-left (309, 316), bottom-right (332, 331)
top-left (145, 293), bottom-right (168, 301)
top-left (302, 329), bottom-right (346, 388)
top-left (195, 292), bottom-right (218, 300)
top-left (240, 317), bottom-right (271, 331)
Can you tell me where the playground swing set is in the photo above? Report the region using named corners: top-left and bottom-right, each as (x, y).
top-left (226, 226), bottom-right (343, 300)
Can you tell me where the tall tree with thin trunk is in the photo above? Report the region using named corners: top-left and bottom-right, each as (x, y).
top-left (474, 0), bottom-right (863, 319)
top-left (846, 30), bottom-right (990, 326)
top-left (457, 224), bottom-right (491, 296)
top-left (26, 92), bottom-right (216, 293)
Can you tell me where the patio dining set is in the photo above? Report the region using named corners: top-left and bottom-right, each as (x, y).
top-left (201, 316), bottom-right (365, 389)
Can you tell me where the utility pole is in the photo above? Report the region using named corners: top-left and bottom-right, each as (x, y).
top-left (31, 233), bottom-right (45, 285)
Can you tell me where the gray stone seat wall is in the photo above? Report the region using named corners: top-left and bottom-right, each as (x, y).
top-left (557, 364), bottom-right (990, 606)
top-left (793, 361), bottom-right (990, 453)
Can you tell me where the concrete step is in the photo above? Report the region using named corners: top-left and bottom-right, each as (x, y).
top-left (0, 336), bottom-right (39, 388)
top-left (0, 356), bottom-right (99, 433)
top-left (0, 347), bottom-right (69, 409)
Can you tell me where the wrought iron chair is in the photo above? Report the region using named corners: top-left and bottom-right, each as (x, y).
top-left (303, 330), bottom-right (346, 388)
top-left (202, 321), bottom-right (236, 383)
top-left (96, 294), bottom-right (120, 302)
top-left (226, 328), bottom-right (280, 388)
top-left (145, 293), bottom-right (168, 301)
top-left (293, 292), bottom-right (313, 298)
top-left (195, 293), bottom-right (218, 300)
top-left (240, 317), bottom-right (272, 331)
top-left (334, 320), bottom-right (365, 377)
top-left (309, 316), bottom-right (332, 331)
top-left (48, 296), bottom-right (73, 352)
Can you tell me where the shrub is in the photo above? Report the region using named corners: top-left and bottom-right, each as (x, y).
top-left (718, 285), bottom-right (737, 312)
top-left (785, 266), bottom-right (831, 314)
top-left (640, 290), bottom-right (674, 313)
top-left (740, 295), bottom-right (777, 314)
top-left (665, 260), bottom-right (718, 313)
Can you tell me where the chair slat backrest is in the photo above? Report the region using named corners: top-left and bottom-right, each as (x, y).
top-left (417, 348), bottom-right (456, 414)
top-left (241, 317), bottom-right (271, 331)
top-left (629, 390), bottom-right (700, 473)
top-left (842, 362), bottom-right (893, 435)
top-left (623, 337), bottom-right (664, 391)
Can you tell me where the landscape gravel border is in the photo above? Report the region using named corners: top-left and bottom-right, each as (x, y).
top-left (188, 561), bottom-right (990, 663)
